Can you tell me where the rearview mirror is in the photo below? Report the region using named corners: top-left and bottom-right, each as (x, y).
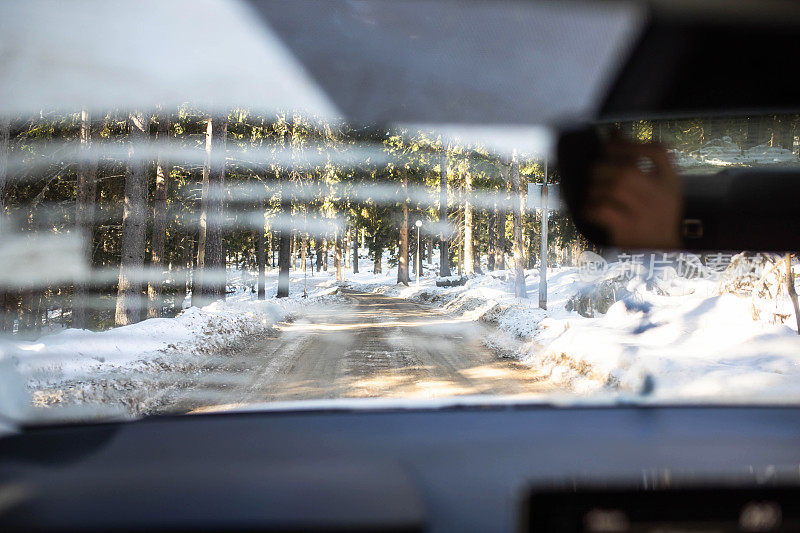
top-left (558, 125), bottom-right (800, 252)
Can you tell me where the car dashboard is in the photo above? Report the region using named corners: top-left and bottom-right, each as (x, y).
top-left (2, 405), bottom-right (800, 532)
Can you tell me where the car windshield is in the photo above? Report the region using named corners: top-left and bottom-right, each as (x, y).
top-left (2, 2), bottom-right (800, 425)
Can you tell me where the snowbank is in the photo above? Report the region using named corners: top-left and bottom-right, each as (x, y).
top-left (675, 136), bottom-right (798, 169)
top-left (6, 248), bottom-right (800, 415)
top-left (0, 267), bottom-right (344, 417)
top-left (5, 298), bottom-right (277, 384)
top-left (347, 260), bottom-right (800, 403)
top-left (528, 285), bottom-right (800, 402)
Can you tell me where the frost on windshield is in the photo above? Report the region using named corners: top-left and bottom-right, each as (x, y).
top-left (0, 113), bottom-right (799, 422)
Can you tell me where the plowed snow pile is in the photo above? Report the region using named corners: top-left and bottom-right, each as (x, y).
top-left (348, 257), bottom-right (800, 403)
top-left (0, 270), bottom-right (343, 418)
top-left (675, 137), bottom-right (798, 169)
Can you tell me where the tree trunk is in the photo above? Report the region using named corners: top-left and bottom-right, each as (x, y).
top-left (796, 117), bottom-right (800, 157)
top-left (411, 236), bottom-right (417, 276)
top-left (146, 114), bottom-right (171, 319)
top-left (178, 235), bottom-right (192, 311)
top-left (301, 234), bottom-right (308, 273)
top-left (0, 114), bottom-right (8, 216)
top-left (190, 231), bottom-right (199, 285)
top-left (255, 212), bottom-right (266, 300)
top-left (17, 292), bottom-right (30, 334)
top-left (705, 116), bottom-right (722, 142)
top-left (2, 293), bottom-right (18, 333)
top-left (277, 230), bottom-right (290, 298)
top-left (373, 243), bottom-right (383, 274)
top-left (473, 211), bottom-right (483, 274)
top-left (745, 115), bottom-right (762, 149)
top-left (297, 237), bottom-right (302, 270)
top-left (494, 176), bottom-right (506, 270)
top-left (206, 116), bottom-right (228, 300)
top-left (34, 291), bottom-right (44, 334)
top-left (438, 151), bottom-right (451, 277)
top-left (266, 231), bottom-right (272, 270)
top-left (426, 237), bottom-right (433, 265)
top-left (410, 233), bottom-right (416, 276)
top-left (344, 226), bottom-right (351, 272)
top-left (488, 225), bottom-right (496, 271)
top-left (192, 118), bottom-right (213, 307)
top-left (526, 221), bottom-right (536, 268)
top-left (456, 189), bottom-right (463, 277)
top-left (398, 171), bottom-right (409, 285)
top-left (192, 116), bottom-right (227, 305)
top-left (766, 115), bottom-right (778, 147)
top-left (277, 183), bottom-right (291, 298)
top-left (335, 230), bottom-right (343, 281)
top-left (0, 115), bottom-right (8, 331)
top-left (352, 225), bottom-right (359, 273)
top-left (464, 171), bottom-right (474, 275)
top-left (509, 154), bottom-right (527, 298)
top-left (316, 238), bottom-right (323, 272)
top-left (778, 118), bottom-right (795, 151)
top-left (115, 111), bottom-right (149, 326)
top-left (73, 107), bottom-right (97, 328)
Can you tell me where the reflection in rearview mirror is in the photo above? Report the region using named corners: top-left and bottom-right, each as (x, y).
top-left (558, 118), bottom-right (800, 252)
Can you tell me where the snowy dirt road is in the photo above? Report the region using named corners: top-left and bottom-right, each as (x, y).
top-left (168, 289), bottom-right (555, 413)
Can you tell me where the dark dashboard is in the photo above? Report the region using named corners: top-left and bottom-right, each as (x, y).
top-left (3, 405), bottom-right (800, 532)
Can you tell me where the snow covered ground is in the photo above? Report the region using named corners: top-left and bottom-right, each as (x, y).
top-left (5, 246), bottom-right (800, 422)
top-left (346, 254), bottom-right (800, 404)
top-left (674, 137), bottom-right (798, 170)
top-left (0, 269), bottom-right (345, 420)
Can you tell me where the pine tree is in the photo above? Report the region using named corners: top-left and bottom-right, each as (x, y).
top-left (0, 114), bottom-right (10, 332)
top-left (352, 223), bottom-right (359, 273)
top-left (277, 180), bottom-right (291, 298)
top-left (73, 108), bottom-right (97, 328)
top-left (509, 153), bottom-right (527, 298)
top-left (0, 115), bottom-right (8, 219)
top-left (205, 115), bottom-right (228, 300)
top-left (193, 115), bottom-right (228, 304)
top-left (335, 229), bottom-right (343, 281)
top-left (494, 168), bottom-right (507, 270)
top-left (438, 151), bottom-right (451, 277)
top-left (255, 203), bottom-right (266, 300)
top-left (397, 169), bottom-right (409, 285)
top-left (146, 113), bottom-right (171, 318)
top-left (463, 169), bottom-right (474, 275)
top-left (115, 111), bottom-right (149, 326)
top-left (193, 118), bottom-right (213, 307)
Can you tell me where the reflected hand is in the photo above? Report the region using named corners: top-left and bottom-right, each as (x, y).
top-left (584, 136), bottom-right (683, 249)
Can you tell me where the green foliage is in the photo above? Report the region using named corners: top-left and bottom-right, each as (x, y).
top-left (6, 110), bottom-right (796, 332)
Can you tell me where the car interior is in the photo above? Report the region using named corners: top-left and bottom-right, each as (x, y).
top-left (2, 1), bottom-right (800, 532)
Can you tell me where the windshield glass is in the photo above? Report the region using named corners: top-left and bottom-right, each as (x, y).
top-left (2, 2), bottom-right (800, 424)
top-left (2, 112), bottom-right (800, 422)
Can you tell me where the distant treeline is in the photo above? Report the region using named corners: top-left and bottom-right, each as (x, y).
top-left (0, 110), bottom-right (795, 336)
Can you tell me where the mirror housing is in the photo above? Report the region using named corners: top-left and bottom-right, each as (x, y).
top-left (558, 125), bottom-right (800, 252)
